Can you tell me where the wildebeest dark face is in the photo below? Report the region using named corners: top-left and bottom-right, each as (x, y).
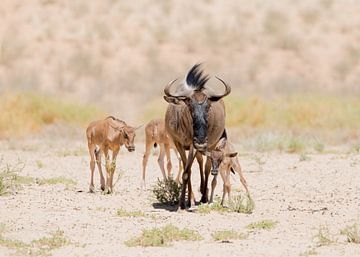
top-left (186, 92), bottom-right (210, 151)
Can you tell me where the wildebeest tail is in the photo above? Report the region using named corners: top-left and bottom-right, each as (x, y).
top-left (153, 143), bottom-right (157, 148)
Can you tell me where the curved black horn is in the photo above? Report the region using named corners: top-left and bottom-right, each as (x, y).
top-left (164, 79), bottom-right (178, 97)
top-left (208, 76), bottom-right (231, 101)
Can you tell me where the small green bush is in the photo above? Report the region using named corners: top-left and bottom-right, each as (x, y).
top-left (152, 178), bottom-right (181, 205)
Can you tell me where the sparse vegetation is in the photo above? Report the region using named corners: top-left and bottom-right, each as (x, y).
top-left (152, 177), bottom-right (181, 206)
top-left (36, 160), bottom-right (44, 169)
top-left (124, 224), bottom-right (203, 247)
top-left (247, 220), bottom-right (277, 230)
top-left (314, 225), bottom-right (335, 246)
top-left (37, 176), bottom-right (77, 186)
top-left (300, 248), bottom-right (318, 256)
top-left (0, 92), bottom-right (102, 137)
top-left (197, 200), bottom-right (228, 214)
top-left (0, 158), bottom-right (25, 195)
top-left (212, 230), bottom-right (247, 241)
top-left (340, 224), bottom-right (360, 244)
top-left (299, 152), bottom-right (311, 162)
top-left (0, 226), bottom-right (70, 256)
top-left (117, 208), bottom-right (145, 218)
top-left (229, 194), bottom-right (255, 214)
top-left (314, 142), bottom-right (325, 153)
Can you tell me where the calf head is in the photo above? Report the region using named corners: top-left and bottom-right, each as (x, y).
top-left (205, 138), bottom-right (237, 175)
top-left (111, 124), bottom-right (142, 152)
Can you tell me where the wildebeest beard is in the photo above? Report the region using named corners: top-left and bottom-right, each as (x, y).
top-left (191, 100), bottom-right (209, 145)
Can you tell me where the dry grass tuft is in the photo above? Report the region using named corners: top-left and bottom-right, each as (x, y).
top-left (247, 220), bottom-right (277, 230)
top-left (229, 194), bottom-right (255, 214)
top-left (117, 208), bottom-right (145, 218)
top-left (0, 226), bottom-right (70, 256)
top-left (152, 177), bottom-right (181, 206)
top-left (340, 224), bottom-right (360, 244)
top-left (0, 158), bottom-right (26, 195)
top-left (125, 224), bottom-right (203, 247)
top-left (37, 177), bottom-right (77, 186)
top-left (314, 225), bottom-right (335, 246)
top-left (212, 230), bottom-right (247, 241)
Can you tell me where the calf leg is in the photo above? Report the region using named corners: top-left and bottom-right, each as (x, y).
top-left (109, 148), bottom-right (119, 193)
top-left (88, 143), bottom-right (96, 193)
top-left (95, 148), bottom-right (105, 191)
top-left (233, 158), bottom-right (250, 196)
top-left (219, 169), bottom-right (227, 206)
top-left (158, 144), bottom-right (167, 180)
top-left (142, 139), bottom-right (153, 188)
top-left (103, 148), bottom-right (112, 194)
top-left (174, 149), bottom-right (182, 184)
top-left (165, 143), bottom-right (172, 179)
top-left (209, 174), bottom-right (217, 204)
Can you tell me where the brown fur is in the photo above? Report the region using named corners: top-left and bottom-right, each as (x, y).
top-left (207, 138), bottom-right (250, 206)
top-left (142, 119), bottom-right (182, 188)
top-left (164, 66), bottom-right (231, 209)
top-left (86, 116), bottom-right (139, 193)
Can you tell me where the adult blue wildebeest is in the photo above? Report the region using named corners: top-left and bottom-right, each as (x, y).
top-left (163, 64), bottom-right (231, 209)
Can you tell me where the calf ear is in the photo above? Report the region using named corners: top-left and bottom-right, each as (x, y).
top-left (226, 152), bottom-right (238, 158)
top-left (216, 138), bottom-right (227, 150)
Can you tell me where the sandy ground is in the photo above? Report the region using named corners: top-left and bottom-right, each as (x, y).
top-left (0, 138), bottom-right (359, 257)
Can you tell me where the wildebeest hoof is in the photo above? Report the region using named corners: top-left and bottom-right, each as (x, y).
top-left (200, 196), bottom-right (208, 203)
top-left (100, 185), bottom-right (105, 191)
top-left (89, 185), bottom-right (95, 193)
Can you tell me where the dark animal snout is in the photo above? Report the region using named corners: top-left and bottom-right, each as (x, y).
top-left (127, 146), bottom-right (135, 152)
top-left (193, 138), bottom-right (207, 151)
top-left (211, 169), bottom-right (218, 176)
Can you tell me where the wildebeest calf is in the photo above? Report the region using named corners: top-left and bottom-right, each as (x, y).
top-left (142, 118), bottom-right (182, 188)
top-left (206, 137), bottom-right (250, 206)
top-left (86, 116), bottom-right (140, 194)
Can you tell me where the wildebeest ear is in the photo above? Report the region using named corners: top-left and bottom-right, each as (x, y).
top-left (163, 96), bottom-right (181, 105)
top-left (226, 152), bottom-right (237, 158)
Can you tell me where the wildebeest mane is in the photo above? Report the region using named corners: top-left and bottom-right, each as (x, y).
top-left (186, 64), bottom-right (210, 90)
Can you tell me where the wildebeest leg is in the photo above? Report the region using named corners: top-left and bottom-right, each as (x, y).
top-left (196, 153), bottom-right (204, 196)
top-left (88, 143), bottom-right (96, 193)
top-left (232, 158), bottom-right (250, 196)
top-left (109, 148), bottom-right (119, 193)
top-left (164, 143), bottom-right (172, 179)
top-left (174, 142), bottom-right (195, 209)
top-left (158, 144), bottom-right (167, 180)
top-left (95, 148), bottom-right (105, 191)
top-left (174, 149), bottom-right (182, 184)
top-left (209, 174), bottom-right (217, 204)
top-left (201, 157), bottom-right (211, 203)
top-left (142, 138), bottom-right (153, 188)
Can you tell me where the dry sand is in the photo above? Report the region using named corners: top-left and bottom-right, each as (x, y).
top-left (0, 138), bottom-right (359, 257)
